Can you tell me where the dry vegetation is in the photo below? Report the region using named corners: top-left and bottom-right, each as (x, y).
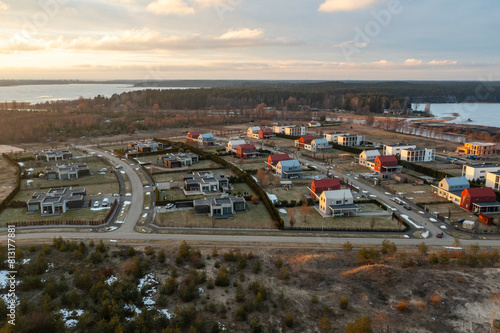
top-left (2, 239), bottom-right (499, 332)
top-left (0, 155), bottom-right (18, 203)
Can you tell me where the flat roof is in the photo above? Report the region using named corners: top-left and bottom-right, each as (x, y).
top-left (466, 142), bottom-right (497, 147)
top-left (473, 202), bottom-right (500, 207)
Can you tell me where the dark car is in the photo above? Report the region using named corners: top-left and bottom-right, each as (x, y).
top-left (436, 232), bottom-right (443, 238)
top-left (404, 205), bottom-right (412, 210)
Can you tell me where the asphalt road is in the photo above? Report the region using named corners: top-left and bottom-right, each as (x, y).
top-left (1, 143), bottom-right (498, 250)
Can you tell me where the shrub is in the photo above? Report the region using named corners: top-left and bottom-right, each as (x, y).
top-left (339, 296), bottom-right (348, 310)
top-left (397, 299), bottom-right (409, 312)
top-left (343, 241), bottom-right (353, 252)
top-left (274, 257), bottom-right (283, 268)
top-left (235, 305), bottom-right (247, 321)
top-left (145, 246), bottom-right (154, 256)
top-left (158, 250), bottom-right (166, 263)
top-left (215, 266), bottom-right (230, 287)
top-left (279, 267), bottom-right (290, 280)
top-left (345, 315), bottom-right (372, 333)
top-left (430, 294), bottom-right (442, 307)
top-left (284, 313), bottom-right (293, 328)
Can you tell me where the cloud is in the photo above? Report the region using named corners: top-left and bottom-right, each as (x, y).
top-left (404, 58), bottom-right (423, 66)
top-left (0, 1), bottom-right (9, 11)
top-left (429, 60), bottom-right (457, 65)
top-left (146, 0), bottom-right (195, 15)
top-left (218, 28), bottom-right (263, 40)
top-left (2, 28), bottom-right (293, 53)
top-left (319, 0), bottom-right (379, 12)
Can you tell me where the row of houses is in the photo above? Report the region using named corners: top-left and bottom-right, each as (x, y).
top-left (34, 149), bottom-right (73, 162)
top-left (247, 127), bottom-right (275, 140)
top-left (294, 136), bottom-right (331, 152)
top-left (432, 177), bottom-right (500, 214)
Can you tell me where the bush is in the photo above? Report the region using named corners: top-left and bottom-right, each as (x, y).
top-left (279, 267), bottom-right (290, 280)
top-left (345, 315), bottom-right (372, 333)
top-left (339, 296), bottom-right (348, 310)
top-left (343, 241), bottom-right (353, 252)
top-left (214, 266), bottom-right (230, 287)
top-left (284, 313), bottom-right (293, 328)
top-left (397, 299), bottom-right (409, 312)
top-left (235, 305), bottom-right (247, 321)
top-left (158, 250), bottom-right (166, 263)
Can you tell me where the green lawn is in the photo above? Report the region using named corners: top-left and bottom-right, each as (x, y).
top-left (0, 207), bottom-right (108, 226)
top-left (155, 202), bottom-right (274, 229)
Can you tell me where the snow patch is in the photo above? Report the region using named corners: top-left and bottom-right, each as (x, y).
top-left (160, 308), bottom-right (173, 319)
top-left (58, 309), bottom-right (84, 328)
top-left (444, 247), bottom-right (462, 250)
top-left (105, 226), bottom-right (118, 232)
top-left (429, 218), bottom-right (438, 222)
top-left (404, 235), bottom-right (410, 238)
top-left (400, 214), bottom-right (424, 229)
top-left (0, 270), bottom-right (12, 288)
top-left (46, 262), bottom-right (54, 272)
top-left (105, 275), bottom-right (118, 285)
top-left (22, 258), bottom-right (31, 265)
top-left (142, 213), bottom-right (148, 218)
top-left (279, 209), bottom-right (287, 214)
top-left (91, 207), bottom-right (111, 211)
top-left (145, 192), bottom-right (151, 195)
top-left (120, 170), bottom-right (126, 174)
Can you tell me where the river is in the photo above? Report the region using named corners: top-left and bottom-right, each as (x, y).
top-left (412, 103), bottom-right (500, 129)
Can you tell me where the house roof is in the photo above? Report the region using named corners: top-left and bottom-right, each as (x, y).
top-left (199, 133), bottom-right (214, 139)
top-left (248, 126), bottom-right (261, 132)
top-left (299, 135), bottom-right (315, 143)
top-left (441, 177), bottom-right (469, 188)
top-left (188, 131), bottom-right (204, 138)
top-left (278, 159), bottom-right (301, 168)
top-left (237, 143), bottom-right (256, 150)
top-left (312, 138), bottom-right (329, 145)
top-left (360, 150), bottom-right (380, 159)
top-left (268, 154), bottom-right (290, 164)
top-left (463, 187), bottom-right (496, 199)
top-left (260, 128), bottom-right (273, 134)
top-left (321, 189), bottom-right (353, 200)
top-left (228, 140), bottom-right (246, 146)
top-left (376, 155), bottom-right (398, 166)
top-left (311, 178), bottom-right (340, 190)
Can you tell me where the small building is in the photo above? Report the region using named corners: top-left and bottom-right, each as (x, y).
top-left (27, 187), bottom-right (86, 216)
top-left (393, 173), bottom-right (411, 183)
top-left (183, 172), bottom-right (229, 193)
top-left (267, 154), bottom-right (290, 170)
top-left (309, 178), bottom-right (341, 199)
top-left (275, 160), bottom-right (303, 179)
top-left (236, 143), bottom-right (258, 159)
top-left (34, 149), bottom-right (73, 162)
top-left (479, 213), bottom-right (494, 225)
top-left (226, 139), bottom-right (246, 153)
top-left (198, 133), bottom-right (215, 146)
top-left (400, 148), bottom-right (435, 162)
top-left (186, 131), bottom-right (204, 140)
top-left (338, 134), bottom-right (364, 147)
top-left (294, 135), bottom-right (315, 149)
top-left (485, 171), bottom-right (500, 191)
top-left (432, 177), bottom-right (469, 205)
top-left (383, 143), bottom-right (417, 157)
top-left (258, 128), bottom-right (275, 140)
top-left (128, 140), bottom-right (166, 152)
top-left (324, 132), bottom-right (350, 143)
top-left (311, 138), bottom-right (331, 152)
top-left (318, 189), bottom-right (358, 216)
top-left (460, 187), bottom-right (500, 213)
top-left (462, 163), bottom-right (500, 181)
top-left (46, 163), bottom-right (90, 181)
top-left (159, 153), bottom-right (199, 168)
top-left (247, 126), bottom-right (261, 138)
top-left (308, 121), bottom-right (321, 127)
top-left (193, 195), bottom-right (246, 219)
top-left (284, 126), bottom-right (306, 137)
top-left (359, 150), bottom-right (380, 168)
top-left (457, 142), bottom-right (497, 156)
top-left (374, 155), bottom-right (401, 174)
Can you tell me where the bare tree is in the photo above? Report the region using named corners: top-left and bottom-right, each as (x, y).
top-left (288, 208), bottom-right (296, 229)
top-left (300, 203), bottom-right (311, 223)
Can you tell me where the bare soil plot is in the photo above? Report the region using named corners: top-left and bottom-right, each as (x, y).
top-left (155, 201), bottom-right (274, 229)
top-left (382, 182), bottom-right (449, 204)
top-left (271, 185), bottom-right (310, 202)
top-left (422, 202), bottom-right (477, 221)
top-left (0, 155), bottom-right (18, 203)
top-left (0, 144), bottom-right (23, 154)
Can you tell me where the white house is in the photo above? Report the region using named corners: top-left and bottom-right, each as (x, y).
top-left (462, 163), bottom-right (500, 181)
top-left (485, 171), bottom-right (500, 191)
top-left (318, 190), bottom-right (358, 216)
top-left (226, 140), bottom-right (246, 153)
top-left (359, 150), bottom-right (380, 168)
top-left (311, 139), bottom-right (330, 152)
top-left (400, 148), bottom-right (435, 162)
top-left (383, 143), bottom-right (417, 156)
top-left (247, 126), bottom-right (261, 138)
top-left (284, 126), bottom-right (306, 136)
top-left (338, 134), bottom-right (364, 146)
top-left (324, 132), bottom-right (349, 143)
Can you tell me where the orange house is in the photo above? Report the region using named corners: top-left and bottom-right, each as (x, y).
top-left (374, 155), bottom-right (399, 173)
top-left (267, 154), bottom-right (290, 170)
top-left (310, 179), bottom-right (341, 198)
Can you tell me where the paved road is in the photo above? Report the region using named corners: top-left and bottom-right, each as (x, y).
top-left (79, 147), bottom-right (144, 234)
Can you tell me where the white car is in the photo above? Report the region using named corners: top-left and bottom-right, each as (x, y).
top-left (166, 203), bottom-right (175, 209)
top-left (93, 201), bottom-right (100, 208)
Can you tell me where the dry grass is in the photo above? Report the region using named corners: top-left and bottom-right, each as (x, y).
top-left (0, 155), bottom-right (18, 203)
top-left (397, 299), bottom-right (410, 312)
top-left (430, 294), bottom-right (442, 308)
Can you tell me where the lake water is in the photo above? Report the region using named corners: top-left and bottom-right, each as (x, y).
top-left (0, 83), bottom-right (192, 104)
top-left (412, 103), bottom-right (500, 128)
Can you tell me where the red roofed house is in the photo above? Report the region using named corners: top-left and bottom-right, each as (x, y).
top-left (187, 131), bottom-right (204, 140)
top-left (374, 155), bottom-right (401, 174)
top-left (259, 128), bottom-right (275, 140)
top-left (236, 143), bottom-right (258, 159)
top-left (295, 135), bottom-right (315, 148)
top-left (267, 154), bottom-right (290, 170)
top-left (309, 178), bottom-right (341, 199)
top-left (460, 187), bottom-right (500, 213)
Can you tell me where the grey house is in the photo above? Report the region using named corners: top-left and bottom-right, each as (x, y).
top-left (34, 149), bottom-right (73, 162)
top-left (46, 163), bottom-right (90, 180)
top-left (194, 196), bottom-right (246, 218)
top-left (158, 153), bottom-right (199, 168)
top-left (183, 172), bottom-right (229, 193)
top-left (275, 160), bottom-right (303, 179)
top-left (432, 177), bottom-right (470, 205)
top-left (27, 187), bottom-right (86, 216)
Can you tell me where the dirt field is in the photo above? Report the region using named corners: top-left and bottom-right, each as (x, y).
top-left (0, 155), bottom-right (18, 204)
top-left (0, 144), bottom-right (23, 154)
top-left (382, 182), bottom-right (450, 205)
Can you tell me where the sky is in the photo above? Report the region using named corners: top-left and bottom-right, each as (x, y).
top-left (0, 0), bottom-right (499, 80)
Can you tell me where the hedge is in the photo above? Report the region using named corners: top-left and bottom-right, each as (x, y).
top-left (275, 133), bottom-right (300, 140)
top-left (0, 153), bottom-right (21, 214)
top-left (154, 138), bottom-right (284, 229)
top-left (329, 142), bottom-right (364, 155)
top-left (398, 159), bottom-right (454, 180)
top-left (286, 226), bottom-right (407, 232)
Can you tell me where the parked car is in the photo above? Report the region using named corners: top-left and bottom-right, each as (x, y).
top-left (93, 201), bottom-right (100, 208)
top-left (116, 165), bottom-right (123, 169)
top-left (166, 203), bottom-right (175, 209)
top-left (436, 232), bottom-right (443, 238)
top-left (102, 198), bottom-right (109, 207)
top-left (404, 205), bottom-right (412, 210)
